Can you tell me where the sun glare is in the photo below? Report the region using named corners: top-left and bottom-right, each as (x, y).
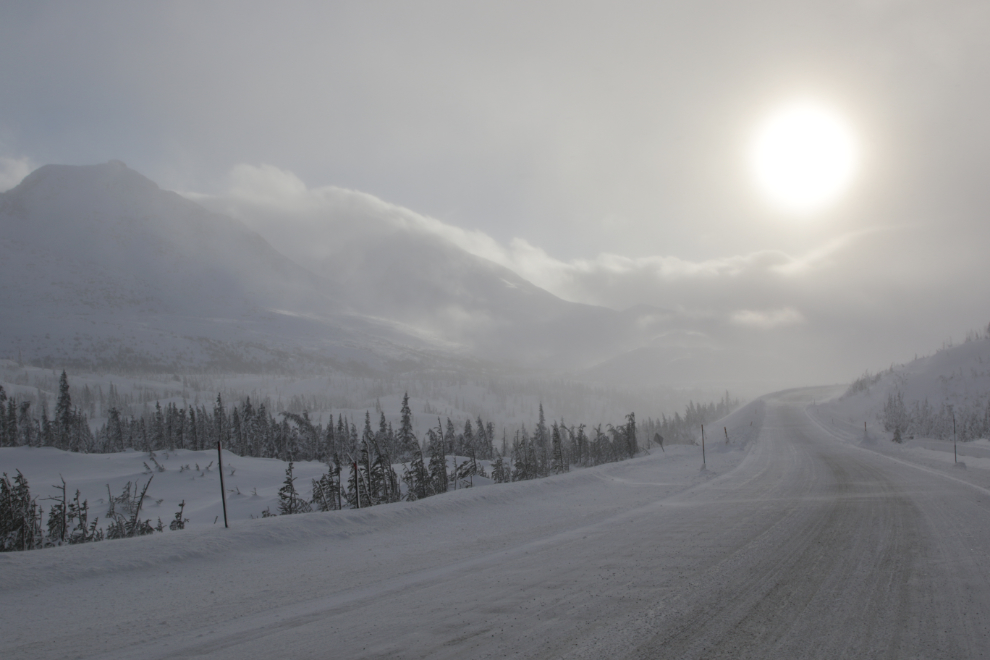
top-left (750, 101), bottom-right (858, 213)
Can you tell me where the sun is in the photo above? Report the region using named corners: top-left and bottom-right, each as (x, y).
top-left (750, 101), bottom-right (858, 213)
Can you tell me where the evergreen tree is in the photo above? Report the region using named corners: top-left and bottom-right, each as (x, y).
top-left (0, 386), bottom-right (6, 447)
top-left (491, 451), bottom-right (507, 483)
top-left (230, 407), bottom-right (243, 456)
top-left (402, 443), bottom-right (430, 501)
top-left (0, 471), bottom-right (42, 551)
top-left (106, 407), bottom-right (123, 453)
top-left (152, 402), bottom-right (164, 450)
top-left (462, 419), bottom-right (478, 479)
top-left (6, 396), bottom-right (17, 447)
top-left (427, 424), bottom-right (448, 494)
top-left (551, 422), bottom-right (566, 474)
top-left (18, 401), bottom-right (35, 447)
top-left (277, 462), bottom-right (310, 515)
top-left (311, 458), bottom-right (342, 511)
top-left (40, 402), bottom-right (54, 447)
top-left (398, 392), bottom-right (416, 459)
top-left (624, 412), bottom-right (638, 457)
top-left (55, 370), bottom-right (73, 448)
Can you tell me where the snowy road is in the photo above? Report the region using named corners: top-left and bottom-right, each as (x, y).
top-left (5, 390), bottom-right (990, 658)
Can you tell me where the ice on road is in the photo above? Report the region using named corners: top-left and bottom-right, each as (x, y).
top-left (4, 391), bottom-right (990, 658)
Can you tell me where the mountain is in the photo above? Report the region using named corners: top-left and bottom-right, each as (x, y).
top-left (0, 162), bottom-right (442, 372)
top-left (208, 185), bottom-right (651, 367)
top-left (0, 162), bottom-right (664, 374)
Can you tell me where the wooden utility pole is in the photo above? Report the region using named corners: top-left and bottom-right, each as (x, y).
top-left (701, 424), bottom-right (706, 468)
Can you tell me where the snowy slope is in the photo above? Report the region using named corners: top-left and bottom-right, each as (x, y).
top-left (811, 332), bottom-right (990, 444)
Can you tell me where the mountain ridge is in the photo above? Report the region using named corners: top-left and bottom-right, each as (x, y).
top-left (0, 162), bottom-right (668, 375)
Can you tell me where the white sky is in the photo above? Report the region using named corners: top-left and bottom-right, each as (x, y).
top-left (2, 1), bottom-right (989, 381)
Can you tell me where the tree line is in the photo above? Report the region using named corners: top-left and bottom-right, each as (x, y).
top-left (882, 390), bottom-right (990, 442)
top-left (1, 470), bottom-right (188, 552)
top-left (1, 371), bottom-right (739, 547)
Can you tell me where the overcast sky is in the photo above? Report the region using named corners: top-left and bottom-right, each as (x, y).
top-left (2, 1), bottom-right (989, 383)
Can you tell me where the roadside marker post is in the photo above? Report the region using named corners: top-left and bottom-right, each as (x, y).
top-left (701, 424), bottom-right (706, 468)
top-left (217, 440), bottom-right (229, 529)
top-left (952, 406), bottom-right (957, 464)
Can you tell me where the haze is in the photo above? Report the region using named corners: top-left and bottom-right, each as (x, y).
top-left (2, 1), bottom-right (989, 387)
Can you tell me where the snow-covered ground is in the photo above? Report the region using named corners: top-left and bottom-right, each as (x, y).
top-left (806, 334), bottom-right (990, 490)
top-left (7, 391), bottom-right (990, 658)
top-left (1, 399), bottom-right (762, 659)
top-left (0, 445), bottom-right (502, 532)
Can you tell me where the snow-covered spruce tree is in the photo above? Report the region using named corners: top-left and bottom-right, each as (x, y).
top-left (55, 371), bottom-right (73, 449)
top-left (311, 459), bottom-right (342, 512)
top-left (1, 470), bottom-right (43, 551)
top-left (402, 441), bottom-right (431, 501)
top-left (463, 419), bottom-right (480, 479)
top-left (105, 407), bottom-right (124, 453)
top-left (230, 407), bottom-right (243, 456)
top-left (0, 386), bottom-right (7, 447)
top-left (427, 424), bottom-right (448, 494)
top-left (5, 395), bottom-right (18, 447)
top-left (625, 412), bottom-right (638, 458)
top-left (398, 392), bottom-right (416, 460)
top-left (534, 404), bottom-right (549, 476)
top-left (882, 391), bottom-right (908, 435)
top-left (370, 434), bottom-right (401, 503)
top-left (277, 462), bottom-right (310, 515)
top-left (491, 451), bottom-right (507, 484)
top-left (551, 422), bottom-right (566, 474)
top-left (151, 402), bottom-right (165, 452)
top-left (282, 412), bottom-right (319, 463)
top-left (17, 401), bottom-right (36, 447)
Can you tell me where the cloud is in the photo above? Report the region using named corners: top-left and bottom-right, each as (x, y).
top-left (174, 161), bottom-right (989, 383)
top-left (192, 164), bottom-right (844, 315)
top-left (730, 307), bottom-right (806, 329)
top-left (192, 163), bottom-right (864, 313)
top-left (0, 156), bottom-right (33, 192)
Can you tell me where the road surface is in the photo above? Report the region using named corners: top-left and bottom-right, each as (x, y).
top-left (4, 390), bottom-right (990, 658)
